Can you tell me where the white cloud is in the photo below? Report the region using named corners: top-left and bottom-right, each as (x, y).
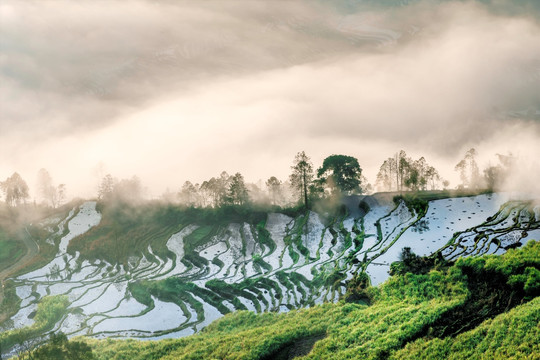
top-left (1, 0), bottom-right (539, 197)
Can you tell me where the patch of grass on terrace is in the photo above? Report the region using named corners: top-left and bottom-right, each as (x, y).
top-left (0, 232), bottom-right (25, 271)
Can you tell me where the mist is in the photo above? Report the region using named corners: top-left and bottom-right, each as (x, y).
top-left (1, 0), bottom-right (539, 199)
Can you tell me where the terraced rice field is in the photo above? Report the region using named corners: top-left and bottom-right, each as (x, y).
top-left (1, 194), bottom-right (538, 349)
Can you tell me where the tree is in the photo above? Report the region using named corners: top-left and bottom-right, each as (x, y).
top-left (37, 168), bottom-right (53, 201)
top-left (265, 176), bottom-right (282, 206)
top-left (1, 172), bottom-right (29, 206)
top-left (29, 332), bottom-right (94, 359)
top-left (227, 173), bottom-right (249, 206)
top-left (200, 171), bottom-right (230, 208)
top-left (178, 181), bottom-right (199, 206)
top-left (317, 154), bottom-right (363, 195)
top-left (289, 151), bottom-right (314, 209)
top-left (455, 148), bottom-right (482, 189)
top-left (375, 150), bottom-right (410, 193)
top-left (483, 153), bottom-right (515, 191)
top-left (404, 166), bottom-right (419, 191)
top-left (396, 150), bottom-right (411, 193)
top-left (198, 180), bottom-right (213, 207)
top-left (97, 174), bottom-right (115, 200)
top-left (442, 179), bottom-right (450, 190)
top-left (97, 175), bottom-right (143, 203)
top-left (217, 171), bottom-right (231, 205)
top-left (360, 175), bottom-right (373, 194)
top-left (405, 157), bottom-right (429, 191)
top-left (483, 165), bottom-right (500, 191)
top-left (114, 176), bottom-right (143, 202)
top-left (57, 184), bottom-right (66, 207)
top-left (376, 158), bottom-right (396, 192)
top-left (377, 151), bottom-right (441, 192)
top-left (413, 157), bottom-right (428, 190)
top-left (36, 168), bottom-right (66, 208)
top-left (246, 182), bottom-right (266, 205)
top-left (425, 166), bottom-right (441, 190)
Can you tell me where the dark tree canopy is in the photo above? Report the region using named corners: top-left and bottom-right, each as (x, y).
top-left (317, 154), bottom-right (363, 195)
top-left (200, 171), bottom-right (231, 208)
top-left (227, 172), bottom-right (249, 206)
top-left (30, 332), bottom-right (94, 359)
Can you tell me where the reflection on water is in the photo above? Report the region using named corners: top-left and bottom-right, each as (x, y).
top-left (412, 219), bottom-right (430, 233)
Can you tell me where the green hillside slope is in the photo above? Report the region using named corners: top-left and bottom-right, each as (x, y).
top-left (41, 240), bottom-right (537, 360)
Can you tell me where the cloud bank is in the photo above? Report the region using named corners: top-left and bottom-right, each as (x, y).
top-left (1, 0), bottom-right (539, 197)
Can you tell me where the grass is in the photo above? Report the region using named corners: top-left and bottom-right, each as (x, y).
top-left (0, 295), bottom-right (70, 351)
top-left (3, 194), bottom-right (538, 358)
top-left (76, 240), bottom-right (539, 360)
top-left (67, 202), bottom-right (274, 268)
top-left (68, 202), bottom-right (186, 267)
top-left (0, 280), bottom-right (22, 326)
top-left (183, 226), bottom-right (214, 253)
top-left (0, 234), bottom-right (25, 272)
top-left (12, 223), bottom-right (63, 278)
top-left (392, 297), bottom-right (540, 360)
top-left (7, 205), bottom-right (75, 278)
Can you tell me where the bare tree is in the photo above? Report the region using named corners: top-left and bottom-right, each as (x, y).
top-left (178, 181), bottom-right (199, 206)
top-left (376, 158), bottom-right (396, 192)
top-left (36, 169), bottom-right (66, 207)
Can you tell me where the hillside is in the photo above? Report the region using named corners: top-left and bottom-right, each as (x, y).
top-left (83, 240), bottom-right (539, 360)
top-left (0, 192), bottom-right (539, 358)
top-left (21, 240), bottom-right (540, 359)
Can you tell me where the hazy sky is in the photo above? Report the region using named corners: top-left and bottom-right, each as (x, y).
top-left (1, 0), bottom-right (539, 198)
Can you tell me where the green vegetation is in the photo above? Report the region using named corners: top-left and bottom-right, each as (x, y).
top-left (393, 297), bottom-right (540, 360)
top-left (14, 214), bottom-right (70, 277)
top-left (256, 220), bottom-right (276, 255)
top-left (25, 332), bottom-right (95, 360)
top-left (183, 226), bottom-right (214, 253)
top-left (0, 232), bottom-right (25, 271)
top-left (68, 202), bottom-right (183, 267)
top-left (0, 295), bottom-right (70, 352)
top-left (64, 241), bottom-right (539, 360)
top-left (392, 189), bottom-right (494, 218)
top-left (0, 280), bottom-right (22, 324)
top-left (131, 278), bottom-right (231, 321)
top-left (390, 247), bottom-right (450, 276)
top-left (316, 154), bottom-right (363, 195)
top-left (1, 191), bottom-right (536, 358)
top-left (0, 202), bottom-right (74, 278)
top-left (68, 202), bottom-right (272, 267)
top-left (393, 193), bottom-right (429, 215)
